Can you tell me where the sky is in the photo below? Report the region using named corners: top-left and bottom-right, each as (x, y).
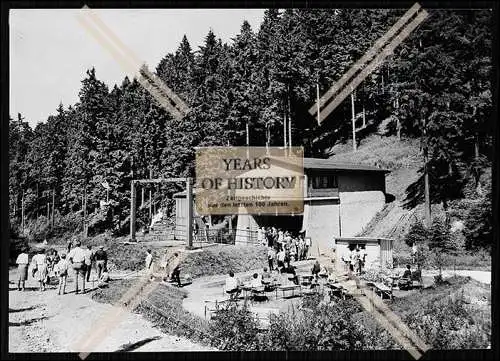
top-left (9, 9), bottom-right (265, 128)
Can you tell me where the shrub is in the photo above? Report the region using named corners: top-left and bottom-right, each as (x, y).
top-left (403, 220), bottom-right (430, 247)
top-left (208, 302), bottom-right (262, 351)
top-left (464, 190), bottom-right (492, 250)
top-left (403, 290), bottom-right (491, 349)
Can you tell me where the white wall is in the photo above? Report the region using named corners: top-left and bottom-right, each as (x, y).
top-left (339, 191), bottom-right (386, 237)
top-left (305, 200), bottom-right (340, 256)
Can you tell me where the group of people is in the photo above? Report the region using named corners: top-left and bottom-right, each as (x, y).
top-left (15, 239), bottom-right (110, 295)
top-left (259, 227), bottom-right (311, 273)
top-left (144, 249), bottom-right (183, 287)
top-left (341, 245), bottom-right (367, 275)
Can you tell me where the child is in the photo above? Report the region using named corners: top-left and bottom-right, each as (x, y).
top-left (98, 268), bottom-right (111, 288)
top-left (54, 253), bottom-right (70, 295)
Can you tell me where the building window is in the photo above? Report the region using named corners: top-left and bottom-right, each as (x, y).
top-left (311, 175), bottom-right (338, 189)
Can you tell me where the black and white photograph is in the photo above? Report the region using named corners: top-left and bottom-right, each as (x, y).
top-left (4, 2), bottom-right (495, 358)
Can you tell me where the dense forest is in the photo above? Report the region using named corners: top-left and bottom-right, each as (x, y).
top-left (9, 9), bottom-right (493, 248)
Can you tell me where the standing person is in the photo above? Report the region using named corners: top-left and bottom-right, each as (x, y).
top-left (304, 236), bottom-right (311, 259)
top-left (312, 260), bottom-right (321, 281)
top-left (84, 245), bottom-right (94, 282)
top-left (54, 253), bottom-right (70, 295)
top-left (276, 248), bottom-right (285, 272)
top-left (67, 240), bottom-right (87, 294)
top-left (359, 247), bottom-right (367, 273)
top-left (169, 253), bottom-right (182, 287)
top-left (257, 227), bottom-right (263, 246)
top-left (297, 237), bottom-right (304, 261)
top-left (67, 239), bottom-right (73, 254)
top-left (31, 249), bottom-right (48, 291)
top-left (267, 246), bottom-right (275, 271)
top-left (354, 247), bottom-right (362, 274)
top-left (350, 248), bottom-right (358, 274)
top-left (94, 246), bottom-right (107, 279)
top-left (224, 271), bottom-right (241, 299)
top-left (145, 249), bottom-right (153, 270)
top-left (15, 251), bottom-right (29, 291)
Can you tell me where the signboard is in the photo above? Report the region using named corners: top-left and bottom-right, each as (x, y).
top-left (195, 147), bottom-right (304, 215)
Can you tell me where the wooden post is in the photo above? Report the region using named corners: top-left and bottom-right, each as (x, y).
top-left (395, 97), bottom-right (401, 140)
top-left (316, 82), bottom-right (321, 125)
top-left (51, 188), bottom-right (55, 228)
top-left (423, 117), bottom-right (431, 228)
top-left (246, 121), bottom-right (249, 147)
top-left (351, 89), bottom-right (357, 151)
top-left (186, 178), bottom-right (193, 248)
top-left (130, 180), bottom-right (136, 242)
top-left (21, 190), bottom-right (25, 234)
top-left (288, 88), bottom-right (292, 148)
top-left (83, 185), bottom-right (88, 238)
top-left (283, 111), bottom-right (287, 149)
top-left (149, 169), bottom-right (153, 221)
top-left (47, 203), bottom-right (50, 227)
top-left (141, 186), bottom-right (145, 207)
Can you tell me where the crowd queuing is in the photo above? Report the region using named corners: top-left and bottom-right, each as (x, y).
top-left (14, 239), bottom-right (110, 295)
top-left (340, 246), bottom-right (367, 275)
top-left (257, 227), bottom-right (312, 273)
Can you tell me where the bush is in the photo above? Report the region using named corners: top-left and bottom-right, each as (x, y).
top-left (403, 290), bottom-right (491, 349)
top-left (464, 190), bottom-right (492, 250)
top-left (208, 302), bottom-right (262, 350)
top-left (403, 220), bottom-right (430, 247)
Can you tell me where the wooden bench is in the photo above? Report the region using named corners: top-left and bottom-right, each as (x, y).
top-left (372, 282), bottom-right (393, 300)
top-left (276, 284), bottom-right (301, 299)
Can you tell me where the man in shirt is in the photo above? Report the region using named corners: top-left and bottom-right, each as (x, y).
top-left (250, 273), bottom-right (262, 288)
top-left (15, 251), bottom-right (29, 291)
top-left (145, 249), bottom-right (153, 273)
top-left (169, 252), bottom-right (182, 287)
top-left (84, 245), bottom-right (94, 282)
top-left (68, 240), bottom-right (87, 294)
top-left (225, 271), bottom-right (241, 299)
top-left (94, 245), bottom-right (107, 279)
top-left (304, 236), bottom-right (311, 259)
top-left (267, 247), bottom-right (275, 271)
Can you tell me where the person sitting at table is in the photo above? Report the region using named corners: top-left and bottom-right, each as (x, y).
top-left (402, 264), bottom-right (412, 278)
top-left (284, 265), bottom-right (299, 285)
top-left (250, 273), bottom-right (262, 288)
top-left (225, 271), bottom-right (241, 299)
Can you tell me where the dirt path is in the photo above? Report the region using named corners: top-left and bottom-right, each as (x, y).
top-left (8, 270), bottom-right (213, 353)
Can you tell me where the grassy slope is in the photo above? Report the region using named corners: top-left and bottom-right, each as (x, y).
top-left (327, 134), bottom-right (491, 270)
top-left (328, 134), bottom-right (424, 239)
top-left (181, 245), bottom-right (268, 279)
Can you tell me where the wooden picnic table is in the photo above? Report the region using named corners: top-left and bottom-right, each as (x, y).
top-left (371, 282), bottom-right (393, 300)
top-left (276, 284), bottom-right (301, 299)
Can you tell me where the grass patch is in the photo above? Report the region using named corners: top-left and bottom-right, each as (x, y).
top-left (181, 245), bottom-right (268, 279)
top-left (91, 278), bottom-right (211, 345)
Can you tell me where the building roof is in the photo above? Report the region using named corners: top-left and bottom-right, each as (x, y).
top-left (303, 158), bottom-right (390, 173)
